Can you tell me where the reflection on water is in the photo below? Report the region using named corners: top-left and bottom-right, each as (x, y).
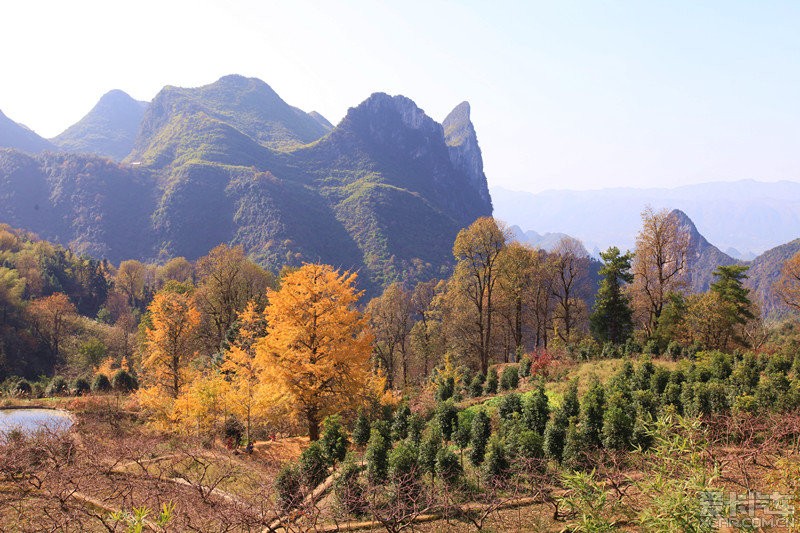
top-left (0, 408), bottom-right (73, 433)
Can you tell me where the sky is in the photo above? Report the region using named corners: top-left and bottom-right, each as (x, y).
top-left (1, 0), bottom-right (799, 193)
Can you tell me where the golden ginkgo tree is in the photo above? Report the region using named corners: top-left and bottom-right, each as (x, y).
top-left (255, 263), bottom-right (378, 440)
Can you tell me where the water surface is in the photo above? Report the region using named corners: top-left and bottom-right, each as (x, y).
top-left (0, 408), bottom-right (73, 434)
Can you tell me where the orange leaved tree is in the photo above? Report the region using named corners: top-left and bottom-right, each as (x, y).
top-left (256, 263), bottom-right (376, 441)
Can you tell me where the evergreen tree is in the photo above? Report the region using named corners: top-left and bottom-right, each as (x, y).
top-left (470, 410), bottom-right (491, 465)
top-left (561, 417), bottom-right (586, 471)
top-left (469, 373), bottom-right (485, 397)
top-left (320, 415), bottom-right (349, 466)
top-left (580, 377), bottom-right (606, 446)
top-left (436, 400), bottom-right (459, 441)
top-left (388, 441), bottom-right (418, 480)
top-left (299, 441), bottom-right (328, 487)
top-left (590, 247), bottom-right (634, 344)
top-left (562, 378), bottom-right (580, 419)
top-left (500, 365), bottom-right (519, 390)
top-left (407, 413), bottom-right (425, 445)
top-left (498, 392), bottom-right (522, 420)
top-left (418, 427), bottom-right (441, 480)
top-left (482, 435), bottom-right (509, 481)
top-left (485, 367), bottom-right (498, 394)
top-left (543, 407), bottom-right (570, 461)
top-left (602, 390), bottom-right (635, 450)
top-left (523, 380), bottom-right (550, 434)
top-left (436, 447), bottom-right (463, 486)
top-left (366, 428), bottom-right (390, 484)
top-left (353, 410), bottom-right (371, 447)
top-left (391, 404), bottom-right (411, 441)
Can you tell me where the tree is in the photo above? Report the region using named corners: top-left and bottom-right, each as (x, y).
top-left (367, 283), bottom-right (413, 389)
top-left (523, 381), bottom-right (550, 435)
top-left (140, 289), bottom-right (200, 400)
top-left (116, 260), bottom-right (147, 308)
top-left (27, 292), bottom-right (78, 364)
top-left (544, 407), bottom-right (570, 461)
top-left (551, 237), bottom-right (591, 343)
top-left (470, 410), bottom-right (491, 465)
top-left (632, 207), bottom-right (690, 335)
top-left (255, 263), bottom-right (377, 441)
top-left (580, 377), bottom-right (606, 447)
top-left (353, 410), bottom-right (371, 447)
top-left (366, 428), bottom-right (390, 484)
top-left (496, 242), bottom-right (536, 357)
top-left (452, 217), bottom-right (509, 374)
top-left (708, 265), bottom-right (755, 348)
top-left (222, 301), bottom-right (268, 447)
top-left (195, 244), bottom-right (275, 354)
top-left (776, 251), bottom-right (800, 312)
top-left (590, 247), bottom-right (634, 344)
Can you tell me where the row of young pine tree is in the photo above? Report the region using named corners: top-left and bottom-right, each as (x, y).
top-left (274, 347), bottom-right (800, 515)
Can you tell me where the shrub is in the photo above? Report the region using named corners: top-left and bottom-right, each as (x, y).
top-left (388, 441), bottom-right (418, 480)
top-left (602, 391), bottom-right (634, 450)
top-left (418, 426), bottom-right (441, 478)
top-left (91, 373), bottom-right (112, 393)
top-left (518, 356), bottom-right (532, 378)
top-left (500, 365), bottom-right (519, 390)
top-left (334, 461), bottom-right (366, 516)
top-left (436, 376), bottom-right (455, 402)
top-left (275, 464), bottom-right (302, 512)
top-left (224, 416), bottom-right (244, 446)
top-left (469, 410), bottom-right (491, 466)
top-left (649, 367), bottom-right (670, 396)
top-left (13, 379), bottom-right (32, 396)
top-left (580, 377), bottom-right (605, 446)
top-left (543, 408), bottom-right (569, 461)
top-left (469, 373), bottom-right (485, 397)
top-left (391, 404), bottom-right (410, 441)
top-left (562, 418), bottom-right (586, 471)
top-left (436, 400), bottom-right (458, 441)
top-left (436, 447), bottom-right (462, 485)
top-left (498, 392), bottom-right (522, 420)
top-left (644, 339), bottom-right (661, 356)
top-left (523, 382), bottom-right (550, 434)
top-left (299, 441), bottom-right (328, 487)
top-left (666, 341), bottom-right (683, 358)
top-left (407, 413), bottom-right (425, 445)
top-left (71, 377), bottom-right (90, 396)
top-left (111, 370), bottom-right (137, 393)
top-left (485, 368), bottom-right (498, 394)
top-left (46, 376), bottom-right (68, 397)
top-left (320, 415), bottom-right (349, 465)
top-left (352, 410), bottom-right (371, 447)
top-left (482, 436), bottom-right (509, 481)
top-left (562, 379), bottom-right (580, 419)
top-left (365, 429), bottom-right (390, 484)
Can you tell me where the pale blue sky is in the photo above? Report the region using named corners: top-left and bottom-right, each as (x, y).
top-left (1, 1), bottom-right (799, 192)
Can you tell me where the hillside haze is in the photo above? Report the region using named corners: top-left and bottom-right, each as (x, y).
top-left (493, 181), bottom-right (800, 258)
top-left (0, 76), bottom-right (492, 293)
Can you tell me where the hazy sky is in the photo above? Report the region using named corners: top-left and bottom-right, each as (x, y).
top-left (1, 1), bottom-right (799, 192)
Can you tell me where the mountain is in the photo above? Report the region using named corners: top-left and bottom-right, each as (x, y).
top-left (492, 181), bottom-right (800, 258)
top-left (0, 76), bottom-right (492, 295)
top-left (51, 90), bottom-right (148, 160)
top-left (0, 110), bottom-right (54, 154)
top-left (508, 225), bottom-right (571, 252)
top-left (128, 75), bottom-right (332, 167)
top-left (672, 209), bottom-right (738, 293)
top-left (746, 239), bottom-right (800, 315)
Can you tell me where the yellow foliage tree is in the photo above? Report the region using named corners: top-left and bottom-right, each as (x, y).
top-left (222, 301), bottom-right (278, 445)
top-left (138, 290), bottom-right (201, 427)
top-left (255, 263), bottom-right (378, 440)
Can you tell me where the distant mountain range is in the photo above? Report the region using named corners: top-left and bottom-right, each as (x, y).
top-left (0, 75), bottom-right (492, 294)
top-left (492, 181), bottom-right (800, 259)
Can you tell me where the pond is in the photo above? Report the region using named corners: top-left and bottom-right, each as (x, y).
top-left (0, 408), bottom-right (74, 434)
